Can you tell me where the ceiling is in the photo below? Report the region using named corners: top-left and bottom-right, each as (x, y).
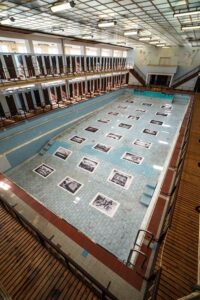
top-left (0, 0), bottom-right (199, 48)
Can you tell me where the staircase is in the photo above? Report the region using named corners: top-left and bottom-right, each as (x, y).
top-left (130, 65), bottom-right (146, 86)
top-left (171, 65), bottom-right (200, 88)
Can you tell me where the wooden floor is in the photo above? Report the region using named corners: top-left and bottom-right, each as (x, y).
top-left (156, 93), bottom-right (200, 299)
top-left (0, 205), bottom-right (100, 300)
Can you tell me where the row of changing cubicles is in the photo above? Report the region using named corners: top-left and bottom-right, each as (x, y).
top-left (0, 53), bottom-right (128, 81)
top-left (0, 72), bottom-right (129, 121)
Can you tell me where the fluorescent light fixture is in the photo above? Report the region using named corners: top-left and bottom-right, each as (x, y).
top-left (156, 44), bottom-right (166, 47)
top-left (98, 20), bottom-right (117, 28)
top-left (139, 37), bottom-right (151, 41)
top-left (182, 25), bottom-right (200, 31)
top-left (174, 10), bottom-right (200, 17)
top-left (162, 46), bottom-right (171, 49)
top-left (159, 140), bottom-right (169, 145)
top-left (1, 17), bottom-right (15, 25)
top-left (149, 41), bottom-right (159, 44)
top-left (51, 1), bottom-right (75, 12)
top-left (124, 30), bottom-right (138, 36)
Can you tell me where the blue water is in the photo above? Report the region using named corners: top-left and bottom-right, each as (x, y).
top-left (4, 89), bottom-right (189, 261)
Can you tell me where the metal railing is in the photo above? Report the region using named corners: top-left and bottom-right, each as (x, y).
top-left (172, 65), bottom-right (200, 86)
top-left (0, 196), bottom-right (118, 300)
top-left (133, 64), bottom-right (146, 82)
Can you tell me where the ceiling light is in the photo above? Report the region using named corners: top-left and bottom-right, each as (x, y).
top-left (98, 20), bottom-right (117, 28)
top-left (182, 25), bottom-right (200, 31)
top-left (174, 10), bottom-right (200, 17)
top-left (156, 44), bottom-right (166, 47)
top-left (1, 17), bottom-right (15, 25)
top-left (124, 30), bottom-right (138, 36)
top-left (139, 37), bottom-right (151, 41)
top-left (162, 46), bottom-right (170, 49)
top-left (149, 40), bottom-right (159, 44)
top-left (51, 1), bottom-right (75, 13)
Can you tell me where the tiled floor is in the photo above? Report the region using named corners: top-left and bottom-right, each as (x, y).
top-left (6, 91), bottom-right (189, 261)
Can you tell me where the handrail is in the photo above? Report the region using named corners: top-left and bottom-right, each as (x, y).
top-left (0, 196), bottom-right (118, 300)
top-left (126, 249), bottom-right (148, 269)
top-left (172, 65), bottom-right (200, 85)
top-left (134, 229), bottom-right (155, 248)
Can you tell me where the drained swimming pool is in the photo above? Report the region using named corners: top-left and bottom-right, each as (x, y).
top-left (4, 90), bottom-right (189, 261)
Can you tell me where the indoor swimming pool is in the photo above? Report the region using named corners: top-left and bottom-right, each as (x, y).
top-left (4, 90), bottom-right (189, 261)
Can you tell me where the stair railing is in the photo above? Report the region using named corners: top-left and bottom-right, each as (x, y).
top-left (172, 65), bottom-right (200, 86)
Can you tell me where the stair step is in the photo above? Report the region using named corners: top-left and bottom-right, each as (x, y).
top-left (140, 193), bottom-right (152, 206)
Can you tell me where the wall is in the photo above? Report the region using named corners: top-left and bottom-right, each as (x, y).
top-left (176, 76), bottom-right (198, 91)
top-left (134, 45), bottom-right (200, 78)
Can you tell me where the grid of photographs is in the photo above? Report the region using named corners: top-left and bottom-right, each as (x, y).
top-left (90, 193), bottom-right (120, 217)
top-left (106, 133), bottom-right (122, 140)
top-left (70, 136), bottom-right (86, 144)
top-left (108, 112), bottom-right (119, 116)
top-left (98, 119), bottom-right (110, 124)
top-left (118, 123), bottom-right (132, 129)
top-left (107, 169), bottom-right (133, 190)
top-left (53, 147), bottom-right (72, 160)
top-left (33, 163), bottom-right (55, 178)
top-left (156, 112), bottom-right (168, 117)
top-left (93, 143), bottom-right (112, 153)
top-left (143, 128), bottom-right (158, 136)
top-left (78, 157), bottom-right (99, 173)
top-left (122, 152), bottom-right (144, 165)
top-left (142, 103), bottom-right (152, 107)
top-left (85, 126), bottom-right (98, 132)
top-left (133, 139), bottom-right (152, 149)
top-left (58, 176), bottom-right (83, 195)
top-left (128, 115), bottom-right (140, 120)
top-left (150, 120), bottom-right (163, 126)
top-left (136, 109), bottom-right (146, 113)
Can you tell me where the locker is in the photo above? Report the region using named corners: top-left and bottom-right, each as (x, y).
top-left (4, 55), bottom-right (17, 79)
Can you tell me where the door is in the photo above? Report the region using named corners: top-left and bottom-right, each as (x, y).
top-left (25, 92), bottom-right (35, 110)
top-left (69, 84), bottom-right (73, 98)
top-left (43, 88), bottom-right (50, 105)
top-left (66, 56), bottom-right (71, 73)
top-left (37, 56), bottom-right (45, 75)
top-left (58, 56), bottom-right (63, 73)
top-left (56, 86), bottom-right (61, 102)
top-left (0, 102), bottom-right (5, 117)
top-left (25, 55), bottom-right (35, 77)
top-left (18, 93), bottom-right (26, 111)
top-left (51, 56), bottom-right (57, 74)
top-left (34, 90), bottom-right (42, 107)
top-left (86, 57), bottom-right (90, 72)
top-left (71, 56), bottom-right (76, 73)
top-left (44, 56), bottom-right (51, 74)
top-left (3, 55), bottom-right (17, 79)
top-left (81, 56), bottom-right (85, 72)
top-left (6, 95), bottom-right (17, 116)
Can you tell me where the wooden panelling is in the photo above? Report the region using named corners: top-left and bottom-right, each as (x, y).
top-left (156, 94), bottom-right (200, 299)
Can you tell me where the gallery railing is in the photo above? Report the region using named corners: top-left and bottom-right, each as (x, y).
top-left (0, 196), bottom-right (118, 300)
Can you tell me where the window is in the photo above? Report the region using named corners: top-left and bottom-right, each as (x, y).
top-left (65, 44), bottom-right (82, 55)
top-left (86, 47), bottom-right (98, 56)
top-left (101, 48), bottom-right (112, 57)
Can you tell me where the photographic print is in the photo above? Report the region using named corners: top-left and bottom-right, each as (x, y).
top-left (106, 133), bottom-right (122, 140)
top-left (98, 119), bottom-right (110, 124)
top-left (150, 120), bottom-right (163, 126)
top-left (156, 112), bottom-right (168, 117)
top-left (33, 163), bottom-right (55, 178)
top-left (118, 123), bottom-right (132, 129)
top-left (142, 103), bottom-right (152, 107)
top-left (93, 143), bottom-right (112, 153)
top-left (136, 109), bottom-right (146, 113)
top-left (108, 169), bottom-right (133, 189)
top-left (161, 104), bottom-right (173, 110)
top-left (128, 115), bottom-right (140, 120)
top-left (143, 128), bottom-right (158, 136)
top-left (58, 176), bottom-right (83, 195)
top-left (108, 112), bottom-right (119, 116)
top-left (85, 126), bottom-right (98, 132)
top-left (90, 193), bottom-right (120, 217)
top-left (54, 147), bottom-right (72, 160)
top-left (70, 135), bottom-right (86, 144)
top-left (78, 157), bottom-right (99, 173)
top-left (133, 139), bottom-right (152, 149)
top-left (122, 152), bottom-right (144, 165)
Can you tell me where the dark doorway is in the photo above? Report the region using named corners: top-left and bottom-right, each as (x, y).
top-left (43, 88), bottom-right (50, 105)
top-left (37, 56), bottom-right (45, 75)
top-left (25, 92), bottom-right (35, 110)
top-left (66, 56), bottom-right (71, 73)
top-left (194, 76), bottom-right (200, 92)
top-left (0, 57), bottom-right (6, 80)
top-left (34, 90), bottom-right (42, 107)
top-left (56, 86), bottom-right (61, 102)
top-left (51, 56), bottom-right (57, 74)
top-left (58, 56), bottom-right (63, 73)
top-left (150, 74), bottom-right (171, 87)
top-left (44, 56), bottom-right (51, 74)
top-left (6, 95), bottom-right (17, 116)
top-left (25, 55), bottom-right (35, 77)
top-left (0, 102), bottom-right (5, 117)
top-left (18, 93), bottom-right (27, 111)
top-left (3, 55), bottom-right (17, 79)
